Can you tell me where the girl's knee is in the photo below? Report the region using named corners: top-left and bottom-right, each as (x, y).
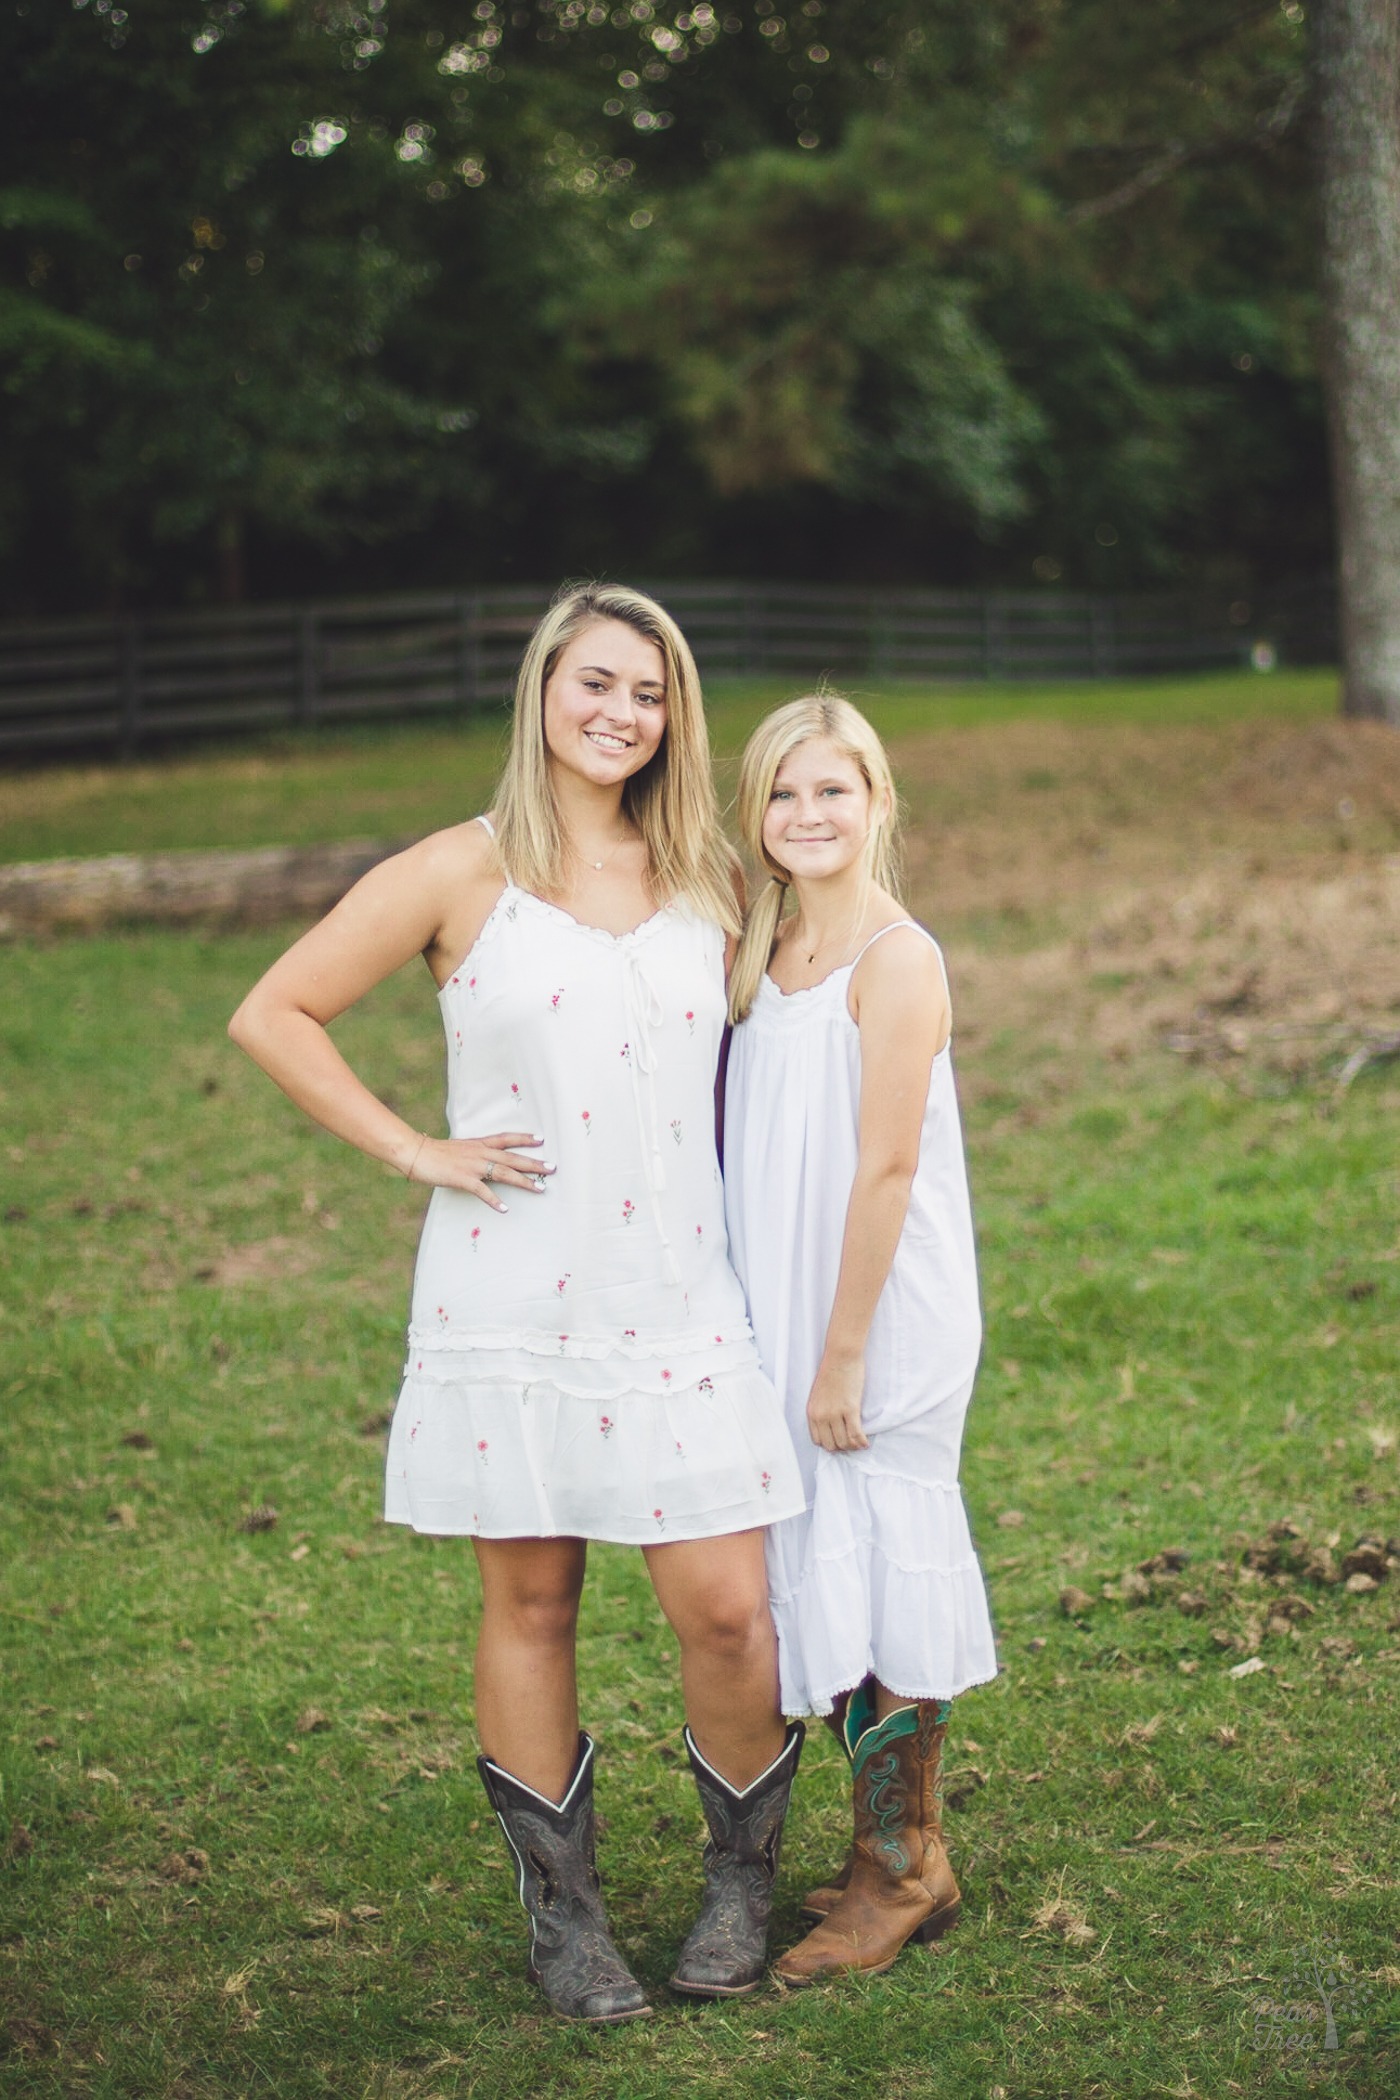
top-left (680, 1584), bottom-right (773, 1662)
top-left (502, 1584), bottom-right (580, 1647)
top-left (478, 1548), bottom-right (584, 1648)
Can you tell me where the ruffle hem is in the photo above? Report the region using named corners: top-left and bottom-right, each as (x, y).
top-left (765, 1454), bottom-right (999, 1716)
top-left (385, 1348), bottom-right (807, 1544)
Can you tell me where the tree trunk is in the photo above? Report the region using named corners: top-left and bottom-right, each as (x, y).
top-left (1313, 0), bottom-right (1400, 722)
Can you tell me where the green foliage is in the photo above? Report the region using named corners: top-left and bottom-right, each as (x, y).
top-left (0, 0), bottom-right (1325, 609)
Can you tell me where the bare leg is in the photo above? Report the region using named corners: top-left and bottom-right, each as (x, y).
top-left (471, 1535), bottom-right (587, 1802)
top-left (874, 1679), bottom-right (913, 1723)
top-left (644, 1529), bottom-right (784, 1789)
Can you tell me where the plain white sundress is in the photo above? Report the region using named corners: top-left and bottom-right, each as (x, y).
top-left (724, 920), bottom-right (998, 1716)
top-left (384, 820), bottom-right (806, 1545)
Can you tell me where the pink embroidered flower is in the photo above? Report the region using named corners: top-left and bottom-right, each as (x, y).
top-left (661, 1368), bottom-right (672, 1384)
top-left (714, 1335), bottom-right (723, 1345)
top-left (436, 1304), bottom-right (450, 1328)
top-left (510, 1082), bottom-right (521, 1102)
top-left (698, 1377), bottom-right (713, 1395)
top-left (470, 1227), bottom-right (481, 1251)
top-left (468, 976), bottom-right (477, 997)
top-left (550, 988), bottom-right (563, 1011)
top-left (684, 1010), bottom-right (695, 1034)
top-left (599, 1415), bottom-right (614, 1439)
top-left (653, 1508), bottom-right (665, 1530)
top-left (409, 1420), bottom-right (420, 1443)
top-left (695, 1224), bottom-right (703, 1245)
top-left (581, 1109), bottom-right (592, 1134)
top-left (623, 1327), bottom-right (636, 1338)
top-left (620, 1041), bottom-right (631, 1065)
top-left (675, 1439), bottom-right (684, 1456)
top-left (622, 1199), bottom-right (635, 1225)
top-left (477, 1439), bottom-right (489, 1465)
top-left (451, 975), bottom-right (460, 986)
top-left (670, 1119), bottom-right (682, 1145)
top-left (556, 1274), bottom-right (570, 1296)
top-left (761, 1470), bottom-right (772, 1494)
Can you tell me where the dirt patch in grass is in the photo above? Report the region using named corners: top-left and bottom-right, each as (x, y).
top-left (195, 1236), bottom-right (319, 1288)
top-left (894, 713), bottom-right (1400, 1092)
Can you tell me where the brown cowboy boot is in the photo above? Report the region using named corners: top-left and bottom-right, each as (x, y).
top-left (798, 1680), bottom-right (875, 1920)
top-left (774, 1700), bottom-right (960, 1984)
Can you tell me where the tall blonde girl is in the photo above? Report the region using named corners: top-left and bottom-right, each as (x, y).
top-left (230, 584), bottom-right (805, 2022)
top-left (722, 693), bottom-right (997, 1985)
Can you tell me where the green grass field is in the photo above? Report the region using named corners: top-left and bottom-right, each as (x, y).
top-left (1, 668), bottom-right (1333, 863)
top-left (3, 671), bottom-right (1399, 2097)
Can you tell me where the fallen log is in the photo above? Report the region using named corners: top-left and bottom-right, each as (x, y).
top-left (0, 839), bottom-right (408, 939)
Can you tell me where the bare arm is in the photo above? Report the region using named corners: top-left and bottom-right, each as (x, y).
top-left (805, 929), bottom-right (950, 1453)
top-left (228, 823), bottom-right (550, 1209)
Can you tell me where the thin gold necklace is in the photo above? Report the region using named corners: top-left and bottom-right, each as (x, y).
top-left (802, 932), bottom-right (849, 966)
top-left (796, 908), bottom-right (867, 968)
top-left (571, 827), bottom-right (631, 874)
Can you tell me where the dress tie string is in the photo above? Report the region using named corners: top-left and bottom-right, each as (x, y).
top-left (622, 945), bottom-right (680, 1284)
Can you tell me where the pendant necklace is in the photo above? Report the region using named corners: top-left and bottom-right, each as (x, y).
top-left (575, 828), bottom-right (630, 874)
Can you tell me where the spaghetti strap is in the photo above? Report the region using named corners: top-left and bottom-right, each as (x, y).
top-left (474, 811), bottom-right (512, 885)
top-left (849, 919), bottom-right (950, 1003)
top-left (849, 919), bottom-right (937, 968)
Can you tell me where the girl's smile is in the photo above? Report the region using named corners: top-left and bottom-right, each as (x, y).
top-left (762, 736), bottom-right (880, 882)
top-left (543, 618), bottom-right (668, 784)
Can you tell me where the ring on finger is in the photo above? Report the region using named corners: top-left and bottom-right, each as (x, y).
top-left (482, 1162), bottom-right (495, 1184)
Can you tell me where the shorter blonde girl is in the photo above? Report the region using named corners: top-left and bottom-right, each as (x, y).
top-left (727, 693), bottom-right (904, 1024)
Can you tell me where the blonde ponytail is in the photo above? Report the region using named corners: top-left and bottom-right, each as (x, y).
top-left (727, 875), bottom-right (789, 1026)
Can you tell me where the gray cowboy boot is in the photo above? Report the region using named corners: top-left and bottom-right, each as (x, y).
top-left (670, 1721), bottom-right (805, 1997)
top-left (476, 1733), bottom-right (651, 2024)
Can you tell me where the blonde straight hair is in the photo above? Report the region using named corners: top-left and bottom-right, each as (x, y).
top-left (492, 581), bottom-right (739, 934)
top-left (728, 693), bottom-right (905, 1024)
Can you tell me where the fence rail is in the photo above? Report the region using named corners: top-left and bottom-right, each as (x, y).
top-left (0, 581), bottom-right (1335, 759)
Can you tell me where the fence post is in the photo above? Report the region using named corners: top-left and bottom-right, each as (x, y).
top-left (297, 609), bottom-right (320, 726)
top-left (982, 595), bottom-right (1003, 681)
top-left (118, 618), bottom-right (141, 756)
top-left (1090, 597), bottom-right (1114, 678)
top-left (868, 601), bottom-right (891, 681)
top-left (457, 595), bottom-right (477, 714)
top-left (744, 585), bottom-right (764, 677)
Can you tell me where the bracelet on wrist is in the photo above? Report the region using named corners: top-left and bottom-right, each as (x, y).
top-left (404, 1133), bottom-right (428, 1181)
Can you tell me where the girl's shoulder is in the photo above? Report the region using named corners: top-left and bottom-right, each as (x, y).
top-left (847, 917), bottom-right (950, 1030)
top-left (406, 817), bottom-right (507, 986)
top-left (855, 912), bottom-right (938, 953)
top-left (399, 812), bottom-right (500, 877)
top-left (849, 913), bottom-right (944, 977)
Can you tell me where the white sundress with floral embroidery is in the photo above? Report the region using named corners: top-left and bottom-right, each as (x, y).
top-left (384, 827), bottom-right (806, 1545)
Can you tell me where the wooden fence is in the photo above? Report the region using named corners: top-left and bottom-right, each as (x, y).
top-left (0, 581), bottom-right (1335, 759)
